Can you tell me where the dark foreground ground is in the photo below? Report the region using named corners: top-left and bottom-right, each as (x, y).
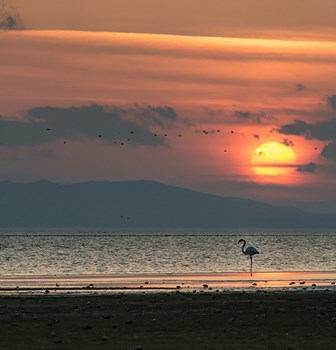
top-left (0, 291), bottom-right (335, 349)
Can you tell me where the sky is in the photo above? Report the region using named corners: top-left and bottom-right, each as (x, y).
top-left (1, 0), bottom-right (336, 201)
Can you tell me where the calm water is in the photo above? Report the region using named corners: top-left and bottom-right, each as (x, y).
top-left (0, 229), bottom-right (335, 276)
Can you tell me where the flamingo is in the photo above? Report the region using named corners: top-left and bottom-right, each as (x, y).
top-left (238, 239), bottom-right (259, 276)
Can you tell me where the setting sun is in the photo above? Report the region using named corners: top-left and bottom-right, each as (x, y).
top-left (252, 142), bottom-right (296, 177)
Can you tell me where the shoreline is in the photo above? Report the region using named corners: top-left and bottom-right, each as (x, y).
top-left (1, 271), bottom-right (335, 293)
top-left (0, 291), bottom-right (335, 349)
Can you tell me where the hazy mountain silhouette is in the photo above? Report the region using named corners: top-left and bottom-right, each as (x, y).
top-left (275, 199), bottom-right (336, 214)
top-left (0, 180), bottom-right (335, 228)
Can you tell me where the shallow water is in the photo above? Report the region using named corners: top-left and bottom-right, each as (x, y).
top-left (0, 229), bottom-right (335, 276)
top-left (0, 271), bottom-right (335, 290)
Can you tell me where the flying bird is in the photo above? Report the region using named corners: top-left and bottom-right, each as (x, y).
top-left (238, 239), bottom-right (259, 276)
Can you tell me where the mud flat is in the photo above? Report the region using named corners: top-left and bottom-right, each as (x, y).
top-left (0, 290), bottom-right (336, 349)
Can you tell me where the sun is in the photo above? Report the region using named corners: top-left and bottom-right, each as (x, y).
top-left (252, 142), bottom-right (296, 177)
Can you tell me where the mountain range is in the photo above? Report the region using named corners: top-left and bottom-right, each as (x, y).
top-left (275, 199), bottom-right (336, 215)
top-left (0, 180), bottom-right (335, 228)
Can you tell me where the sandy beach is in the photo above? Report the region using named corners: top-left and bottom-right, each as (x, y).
top-left (0, 291), bottom-right (335, 350)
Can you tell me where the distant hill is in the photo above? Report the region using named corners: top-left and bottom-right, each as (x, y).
top-left (275, 199), bottom-right (336, 215)
top-left (0, 180), bottom-right (335, 228)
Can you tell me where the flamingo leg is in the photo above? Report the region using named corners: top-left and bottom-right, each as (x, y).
top-left (250, 255), bottom-right (253, 276)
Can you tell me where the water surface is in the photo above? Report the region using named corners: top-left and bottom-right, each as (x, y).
top-left (0, 229), bottom-right (335, 276)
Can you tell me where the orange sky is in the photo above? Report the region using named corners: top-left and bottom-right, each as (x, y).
top-left (1, 2), bottom-right (336, 201)
top-left (9, 0), bottom-right (336, 40)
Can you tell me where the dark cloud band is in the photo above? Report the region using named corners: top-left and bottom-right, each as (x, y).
top-left (278, 119), bottom-right (336, 141)
top-left (234, 111), bottom-right (277, 124)
top-left (0, 104), bottom-right (178, 148)
top-left (296, 162), bottom-right (317, 173)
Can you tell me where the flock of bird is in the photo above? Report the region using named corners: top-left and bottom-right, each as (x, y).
top-left (43, 127), bottom-right (236, 153)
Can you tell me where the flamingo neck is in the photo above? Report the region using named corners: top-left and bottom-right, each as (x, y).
top-left (241, 240), bottom-right (246, 255)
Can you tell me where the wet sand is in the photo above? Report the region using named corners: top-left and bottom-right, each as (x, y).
top-left (1, 271), bottom-right (335, 290)
top-left (0, 291), bottom-right (335, 349)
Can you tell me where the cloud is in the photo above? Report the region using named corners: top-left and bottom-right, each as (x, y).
top-left (296, 162), bottom-right (317, 173)
top-left (321, 141), bottom-right (336, 161)
top-left (0, 104), bottom-right (179, 148)
top-left (4, 30), bottom-right (336, 67)
top-left (134, 104), bottom-right (177, 128)
top-left (149, 106), bottom-right (176, 120)
top-left (278, 113), bottom-right (336, 162)
top-left (296, 83), bottom-right (305, 92)
top-left (281, 138), bottom-right (295, 147)
top-left (2, 30), bottom-right (336, 118)
top-left (201, 106), bottom-right (224, 119)
top-left (234, 111), bottom-right (277, 123)
top-left (0, 1), bottom-right (23, 30)
top-left (326, 95), bottom-right (336, 110)
top-left (278, 119), bottom-right (336, 141)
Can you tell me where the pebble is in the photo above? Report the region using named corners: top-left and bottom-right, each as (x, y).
top-left (203, 284), bottom-right (209, 288)
top-left (83, 325), bottom-right (92, 330)
top-left (101, 335), bottom-right (109, 341)
top-left (289, 282), bottom-right (295, 285)
top-left (134, 346), bottom-right (143, 350)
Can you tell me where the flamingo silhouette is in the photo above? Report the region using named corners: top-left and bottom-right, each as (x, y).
top-left (238, 239), bottom-right (259, 276)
